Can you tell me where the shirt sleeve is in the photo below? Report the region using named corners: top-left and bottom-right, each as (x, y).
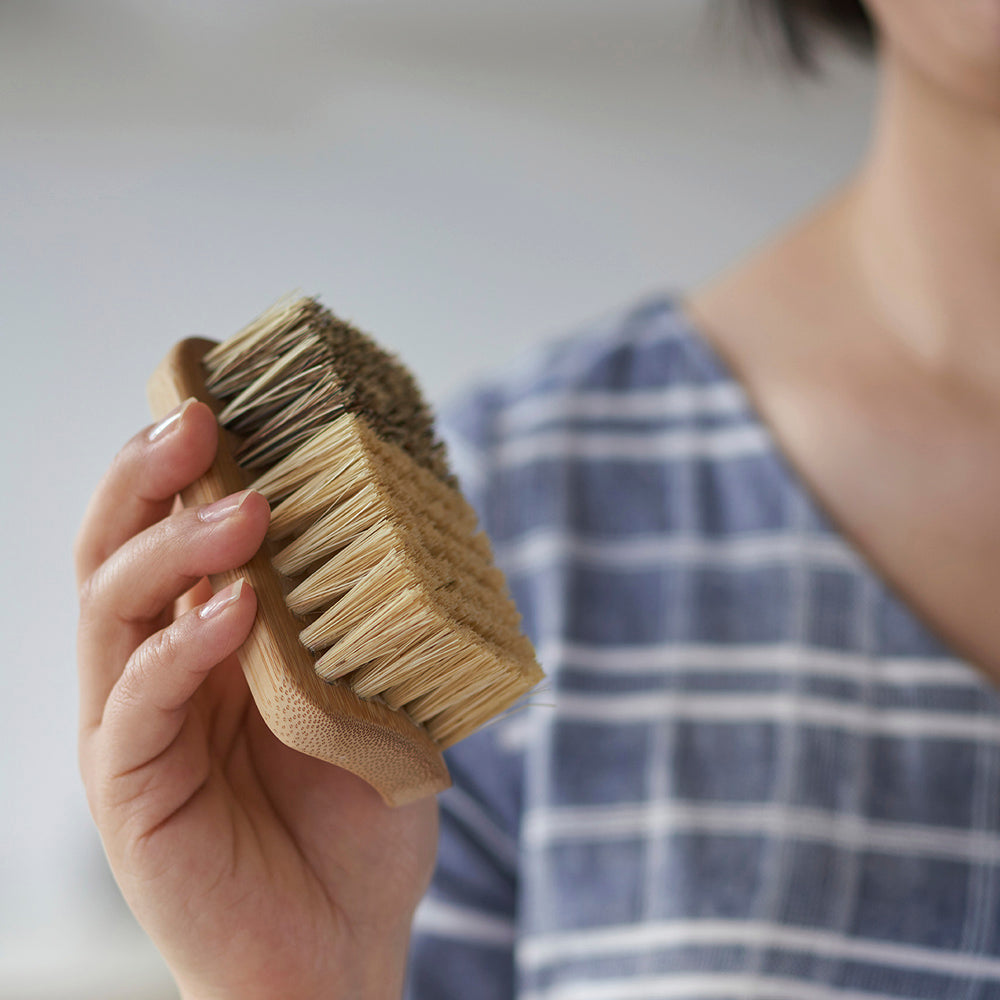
top-left (405, 388), bottom-right (525, 999)
top-left (405, 727), bottom-right (524, 999)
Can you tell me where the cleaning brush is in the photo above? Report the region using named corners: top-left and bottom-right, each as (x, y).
top-left (147, 295), bottom-right (542, 806)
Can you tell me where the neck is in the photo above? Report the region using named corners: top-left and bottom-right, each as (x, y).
top-left (844, 42), bottom-right (1000, 391)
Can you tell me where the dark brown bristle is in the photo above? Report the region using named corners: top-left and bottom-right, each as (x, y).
top-left (203, 296), bottom-right (454, 483)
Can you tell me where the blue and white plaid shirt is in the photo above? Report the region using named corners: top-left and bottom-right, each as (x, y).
top-left (406, 298), bottom-right (1000, 1000)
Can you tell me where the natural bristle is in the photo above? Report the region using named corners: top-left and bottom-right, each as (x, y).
top-left (204, 295), bottom-right (455, 482)
top-left (201, 294), bottom-right (542, 753)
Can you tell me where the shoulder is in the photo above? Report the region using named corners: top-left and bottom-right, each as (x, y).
top-left (443, 295), bottom-right (736, 430)
top-left (439, 295), bottom-right (748, 495)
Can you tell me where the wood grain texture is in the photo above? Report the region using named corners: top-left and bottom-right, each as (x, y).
top-left (147, 338), bottom-right (450, 806)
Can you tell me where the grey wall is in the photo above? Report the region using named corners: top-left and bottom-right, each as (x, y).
top-left (0, 2), bottom-right (874, 996)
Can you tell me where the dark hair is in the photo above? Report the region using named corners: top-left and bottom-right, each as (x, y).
top-left (743, 0), bottom-right (875, 71)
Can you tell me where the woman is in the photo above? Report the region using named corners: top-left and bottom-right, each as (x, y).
top-left (74, 1), bottom-right (1000, 996)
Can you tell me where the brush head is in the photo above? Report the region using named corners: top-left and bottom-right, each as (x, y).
top-left (188, 295), bottom-right (542, 757)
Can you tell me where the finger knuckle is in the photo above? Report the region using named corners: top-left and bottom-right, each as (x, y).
top-left (109, 630), bottom-right (174, 722)
top-left (113, 433), bottom-right (145, 476)
top-left (136, 625), bottom-right (182, 682)
top-left (76, 569), bottom-right (104, 617)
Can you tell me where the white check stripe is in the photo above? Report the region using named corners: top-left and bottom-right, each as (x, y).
top-left (412, 897), bottom-right (516, 948)
top-left (523, 800), bottom-right (1000, 865)
top-left (536, 640), bottom-right (976, 687)
top-left (499, 384), bottom-right (749, 434)
top-left (519, 971), bottom-right (912, 1000)
top-left (495, 529), bottom-right (862, 575)
top-left (548, 690), bottom-right (1000, 744)
top-left (494, 424), bottom-right (770, 468)
top-left (518, 917), bottom-right (1000, 981)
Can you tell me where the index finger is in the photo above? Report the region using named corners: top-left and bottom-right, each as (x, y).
top-left (74, 399), bottom-right (218, 586)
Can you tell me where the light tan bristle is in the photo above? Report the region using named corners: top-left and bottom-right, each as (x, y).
top-left (286, 486), bottom-right (526, 657)
top-left (267, 457), bottom-right (365, 540)
top-left (201, 294), bottom-right (543, 754)
top-left (427, 671), bottom-right (530, 747)
top-left (273, 483), bottom-right (386, 577)
top-left (285, 522), bottom-right (397, 614)
top-left (313, 586), bottom-right (440, 679)
top-left (249, 419), bottom-right (360, 503)
top-left (300, 549), bottom-right (415, 651)
top-left (356, 630), bottom-right (477, 705)
top-left (297, 525), bottom-right (525, 660)
top-left (405, 659), bottom-right (495, 723)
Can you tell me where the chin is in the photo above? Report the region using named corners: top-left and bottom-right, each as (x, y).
top-left (866, 0), bottom-right (1000, 115)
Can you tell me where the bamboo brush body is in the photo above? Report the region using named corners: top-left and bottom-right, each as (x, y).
top-left (148, 297), bottom-right (542, 806)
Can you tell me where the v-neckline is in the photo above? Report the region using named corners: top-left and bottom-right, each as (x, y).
top-left (654, 294), bottom-right (999, 697)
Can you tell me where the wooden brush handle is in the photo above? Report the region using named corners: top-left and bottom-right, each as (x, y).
top-left (148, 338), bottom-right (450, 806)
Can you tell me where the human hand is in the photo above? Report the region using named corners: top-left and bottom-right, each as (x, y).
top-left (75, 399), bottom-right (437, 1000)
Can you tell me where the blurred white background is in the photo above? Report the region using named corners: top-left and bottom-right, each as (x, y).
top-left (0, 1), bottom-right (874, 996)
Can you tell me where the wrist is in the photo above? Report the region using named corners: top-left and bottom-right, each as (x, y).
top-left (172, 933), bottom-right (410, 1000)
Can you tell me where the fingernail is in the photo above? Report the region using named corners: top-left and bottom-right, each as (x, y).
top-left (198, 489), bottom-right (256, 523)
top-left (199, 579), bottom-right (245, 620)
top-left (148, 398), bottom-right (198, 442)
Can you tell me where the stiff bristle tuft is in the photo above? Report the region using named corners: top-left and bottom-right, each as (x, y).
top-left (201, 294), bottom-right (542, 749)
top-left (204, 295), bottom-right (455, 483)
